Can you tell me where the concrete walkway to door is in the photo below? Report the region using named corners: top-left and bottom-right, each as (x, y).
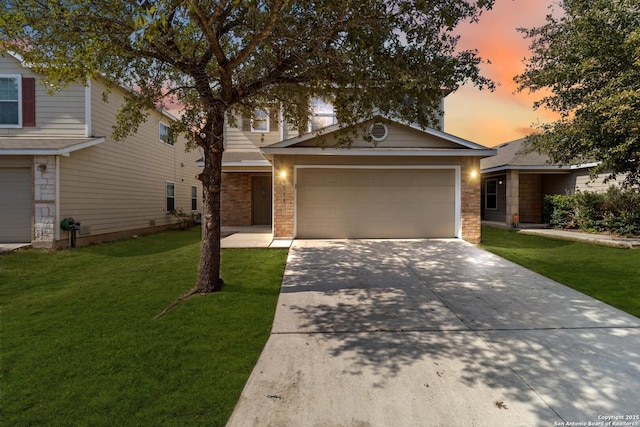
top-left (227, 239), bottom-right (640, 427)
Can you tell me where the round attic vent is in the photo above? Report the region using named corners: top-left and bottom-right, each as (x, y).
top-left (369, 122), bottom-right (388, 142)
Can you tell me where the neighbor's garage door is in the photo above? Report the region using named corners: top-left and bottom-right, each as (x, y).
top-left (0, 168), bottom-right (32, 242)
top-left (296, 168), bottom-right (456, 238)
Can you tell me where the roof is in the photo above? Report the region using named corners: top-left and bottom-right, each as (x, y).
top-left (480, 138), bottom-right (572, 174)
top-left (0, 137), bottom-right (107, 155)
top-left (261, 115), bottom-right (496, 158)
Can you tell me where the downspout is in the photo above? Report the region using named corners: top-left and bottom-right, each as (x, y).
top-left (55, 155), bottom-right (60, 241)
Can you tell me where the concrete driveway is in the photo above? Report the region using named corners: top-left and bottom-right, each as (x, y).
top-left (227, 239), bottom-right (640, 427)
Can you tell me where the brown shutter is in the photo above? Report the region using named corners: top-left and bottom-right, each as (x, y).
top-left (22, 78), bottom-right (36, 127)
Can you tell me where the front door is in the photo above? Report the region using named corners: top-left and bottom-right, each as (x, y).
top-left (251, 176), bottom-right (272, 225)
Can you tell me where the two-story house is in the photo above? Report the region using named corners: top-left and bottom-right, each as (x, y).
top-left (0, 52), bottom-right (203, 248)
top-left (219, 97), bottom-right (496, 244)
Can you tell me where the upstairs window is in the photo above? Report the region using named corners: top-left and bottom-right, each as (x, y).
top-left (159, 122), bottom-right (175, 145)
top-left (0, 75), bottom-right (21, 127)
top-left (251, 108), bottom-right (269, 132)
top-left (309, 97), bottom-right (337, 132)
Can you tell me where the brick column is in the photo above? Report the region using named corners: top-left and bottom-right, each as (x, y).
top-left (33, 155), bottom-right (56, 247)
top-left (461, 157), bottom-right (481, 244)
top-left (506, 169), bottom-right (519, 226)
top-left (272, 155), bottom-right (294, 238)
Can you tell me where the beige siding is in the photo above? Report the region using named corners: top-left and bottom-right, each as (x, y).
top-left (224, 112), bottom-right (282, 151)
top-left (0, 54), bottom-right (86, 137)
top-left (58, 81), bottom-right (203, 236)
top-left (296, 121), bottom-right (461, 148)
top-left (574, 170), bottom-right (626, 193)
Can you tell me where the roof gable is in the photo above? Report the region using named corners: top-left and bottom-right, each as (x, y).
top-left (262, 115), bottom-right (494, 157)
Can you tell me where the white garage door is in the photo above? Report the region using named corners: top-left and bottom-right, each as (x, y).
top-left (296, 168), bottom-right (456, 238)
top-left (0, 168), bottom-right (32, 242)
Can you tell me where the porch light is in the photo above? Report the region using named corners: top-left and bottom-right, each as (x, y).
top-left (279, 170), bottom-right (287, 179)
top-left (470, 169), bottom-right (478, 179)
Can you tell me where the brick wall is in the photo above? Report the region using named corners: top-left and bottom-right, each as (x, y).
top-left (519, 174), bottom-right (542, 223)
top-left (461, 157), bottom-right (481, 244)
top-left (220, 173), bottom-right (252, 226)
top-left (272, 156), bottom-right (294, 238)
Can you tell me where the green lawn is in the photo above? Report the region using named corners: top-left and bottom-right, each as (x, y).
top-left (0, 228), bottom-right (288, 427)
top-left (480, 226), bottom-right (640, 318)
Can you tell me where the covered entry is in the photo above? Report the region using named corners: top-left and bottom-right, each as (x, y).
top-left (295, 167), bottom-right (457, 238)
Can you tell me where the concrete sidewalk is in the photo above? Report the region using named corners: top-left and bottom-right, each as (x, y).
top-left (221, 226), bottom-right (292, 249)
top-left (227, 239), bottom-right (640, 426)
top-left (483, 221), bottom-right (640, 248)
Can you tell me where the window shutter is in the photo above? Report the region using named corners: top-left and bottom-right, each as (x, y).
top-left (22, 78), bottom-right (36, 127)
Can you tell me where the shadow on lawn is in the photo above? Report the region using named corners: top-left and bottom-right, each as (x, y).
top-left (88, 229), bottom-right (201, 258)
top-left (278, 239), bottom-right (640, 423)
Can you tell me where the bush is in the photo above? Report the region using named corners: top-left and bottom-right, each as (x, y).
top-left (544, 194), bottom-right (576, 229)
top-left (545, 186), bottom-right (640, 236)
top-left (169, 208), bottom-right (201, 230)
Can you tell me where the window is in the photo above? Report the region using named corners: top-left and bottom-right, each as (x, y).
top-left (166, 182), bottom-right (175, 211)
top-left (191, 186), bottom-right (198, 211)
top-left (309, 97), bottom-right (337, 132)
top-left (251, 108), bottom-right (269, 132)
top-left (485, 179), bottom-right (497, 210)
top-left (159, 122), bottom-right (175, 145)
top-left (0, 75), bottom-right (21, 127)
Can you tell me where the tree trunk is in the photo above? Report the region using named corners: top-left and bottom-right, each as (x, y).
top-left (193, 115), bottom-right (225, 293)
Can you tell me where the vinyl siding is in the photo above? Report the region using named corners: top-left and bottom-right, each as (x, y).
top-left (224, 112), bottom-right (282, 151)
top-left (0, 54), bottom-right (86, 137)
top-left (295, 121), bottom-right (461, 148)
top-left (58, 81), bottom-right (203, 236)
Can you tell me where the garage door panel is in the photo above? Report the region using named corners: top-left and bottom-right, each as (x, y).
top-left (296, 168), bottom-right (456, 239)
top-left (0, 168), bottom-right (32, 242)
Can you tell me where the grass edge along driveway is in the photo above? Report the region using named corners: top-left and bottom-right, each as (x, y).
top-left (480, 225), bottom-right (640, 319)
top-left (0, 228), bottom-right (288, 427)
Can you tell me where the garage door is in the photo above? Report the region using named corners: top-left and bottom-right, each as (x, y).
top-left (0, 168), bottom-right (32, 242)
top-left (296, 168), bottom-right (456, 238)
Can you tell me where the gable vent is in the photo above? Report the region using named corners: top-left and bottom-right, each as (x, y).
top-left (370, 122), bottom-right (388, 142)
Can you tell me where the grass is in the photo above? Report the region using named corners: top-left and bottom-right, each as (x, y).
top-left (480, 226), bottom-right (640, 318)
top-left (0, 228), bottom-right (288, 427)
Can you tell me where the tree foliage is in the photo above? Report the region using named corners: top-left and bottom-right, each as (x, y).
top-left (515, 0), bottom-right (640, 187)
top-left (1, 0), bottom-right (495, 293)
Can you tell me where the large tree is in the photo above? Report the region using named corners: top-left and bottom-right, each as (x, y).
top-left (515, 0), bottom-right (640, 187)
top-left (1, 1), bottom-right (494, 294)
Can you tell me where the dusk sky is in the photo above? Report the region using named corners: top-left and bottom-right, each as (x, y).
top-left (445, 0), bottom-right (558, 147)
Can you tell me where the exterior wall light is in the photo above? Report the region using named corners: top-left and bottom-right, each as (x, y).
top-left (470, 169), bottom-right (478, 179)
top-left (279, 170), bottom-right (287, 179)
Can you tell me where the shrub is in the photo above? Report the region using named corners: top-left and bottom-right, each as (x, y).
top-left (573, 191), bottom-right (605, 232)
top-left (544, 194), bottom-right (576, 229)
top-left (545, 186), bottom-right (640, 236)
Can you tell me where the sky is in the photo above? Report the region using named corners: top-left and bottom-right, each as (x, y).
top-left (444, 0), bottom-right (558, 147)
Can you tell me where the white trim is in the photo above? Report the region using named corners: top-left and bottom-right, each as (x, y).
top-left (0, 74), bottom-right (23, 128)
top-left (0, 137), bottom-right (107, 156)
top-left (369, 122), bottom-right (389, 142)
top-left (251, 108), bottom-right (270, 133)
top-left (263, 147), bottom-right (496, 157)
top-left (159, 122), bottom-right (175, 145)
top-left (293, 165), bottom-right (462, 239)
top-left (84, 81), bottom-right (92, 137)
top-left (264, 114), bottom-right (491, 151)
top-left (165, 181), bottom-right (175, 212)
top-left (481, 165), bottom-right (572, 174)
top-left (570, 162), bottom-right (600, 170)
top-left (55, 156), bottom-right (61, 241)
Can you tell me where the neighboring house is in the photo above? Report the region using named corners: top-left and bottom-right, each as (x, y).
top-left (480, 138), bottom-right (622, 226)
top-left (0, 52), bottom-right (203, 248)
top-left (219, 97), bottom-right (496, 244)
